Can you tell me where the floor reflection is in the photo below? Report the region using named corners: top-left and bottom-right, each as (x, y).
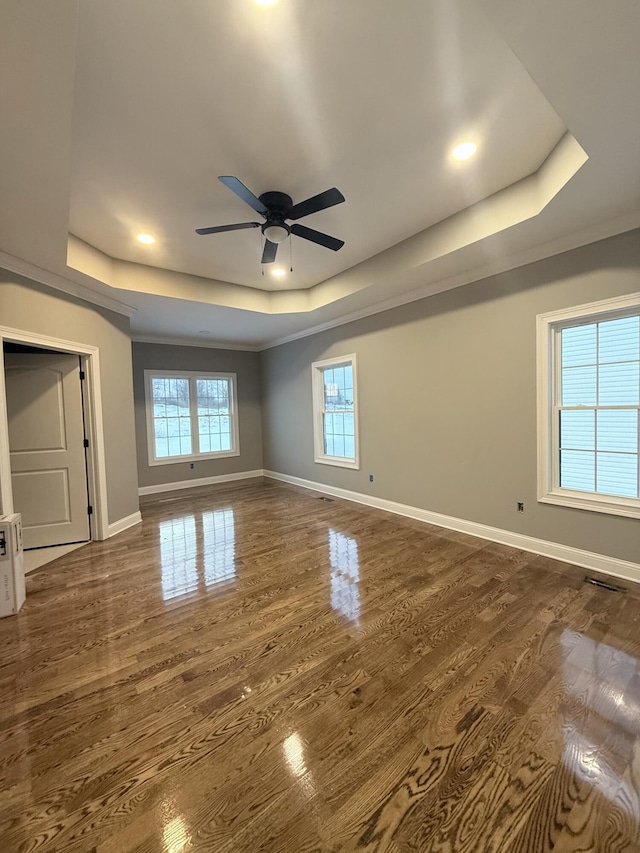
top-left (283, 731), bottom-right (316, 799)
top-left (328, 528), bottom-right (360, 621)
top-left (561, 629), bottom-right (640, 815)
top-left (159, 509), bottom-right (236, 601)
top-left (163, 815), bottom-right (190, 853)
top-left (160, 516), bottom-right (198, 600)
top-left (202, 509), bottom-right (236, 588)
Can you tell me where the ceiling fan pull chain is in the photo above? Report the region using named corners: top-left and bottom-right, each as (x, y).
top-left (260, 229), bottom-right (265, 275)
top-left (289, 235), bottom-right (293, 273)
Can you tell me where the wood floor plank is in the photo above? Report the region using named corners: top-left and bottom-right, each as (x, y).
top-left (0, 479), bottom-right (638, 852)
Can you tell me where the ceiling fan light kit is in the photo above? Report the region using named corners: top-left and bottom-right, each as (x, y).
top-left (262, 224), bottom-right (290, 244)
top-left (196, 176), bottom-right (345, 264)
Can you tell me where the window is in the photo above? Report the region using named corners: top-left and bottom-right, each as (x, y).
top-left (144, 370), bottom-right (239, 465)
top-left (538, 293), bottom-right (640, 518)
top-left (312, 354), bottom-right (359, 468)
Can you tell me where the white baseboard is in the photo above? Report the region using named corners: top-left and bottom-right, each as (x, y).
top-left (138, 469), bottom-right (264, 497)
top-left (263, 470), bottom-right (640, 586)
top-left (106, 511), bottom-right (143, 538)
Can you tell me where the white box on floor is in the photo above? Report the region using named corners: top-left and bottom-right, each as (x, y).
top-left (0, 513), bottom-right (25, 618)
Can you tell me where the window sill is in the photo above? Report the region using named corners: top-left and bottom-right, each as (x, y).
top-left (539, 490), bottom-right (640, 520)
top-left (148, 449), bottom-right (240, 467)
top-left (314, 455), bottom-right (359, 470)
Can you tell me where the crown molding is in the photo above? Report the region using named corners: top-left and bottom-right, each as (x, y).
top-left (0, 250), bottom-right (137, 318)
top-left (131, 333), bottom-right (259, 352)
top-left (259, 212), bottom-right (640, 350)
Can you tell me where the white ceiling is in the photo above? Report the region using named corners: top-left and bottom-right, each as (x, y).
top-left (1, 0), bottom-right (640, 348)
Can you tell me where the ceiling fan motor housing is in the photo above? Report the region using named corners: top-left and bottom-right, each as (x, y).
top-left (260, 191), bottom-right (292, 243)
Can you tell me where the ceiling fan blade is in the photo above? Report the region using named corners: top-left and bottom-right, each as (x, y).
top-left (195, 222), bottom-right (260, 235)
top-left (287, 187), bottom-right (345, 220)
top-left (290, 223), bottom-right (344, 251)
top-left (218, 176), bottom-right (267, 216)
top-left (261, 239), bottom-right (278, 264)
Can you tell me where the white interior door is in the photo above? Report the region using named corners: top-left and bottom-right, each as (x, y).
top-left (4, 352), bottom-right (90, 549)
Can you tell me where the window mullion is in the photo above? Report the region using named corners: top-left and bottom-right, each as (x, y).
top-left (189, 377), bottom-right (200, 455)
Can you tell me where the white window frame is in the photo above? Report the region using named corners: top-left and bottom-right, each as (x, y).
top-left (312, 354), bottom-right (359, 469)
top-left (537, 291), bottom-right (640, 519)
top-left (144, 369), bottom-right (240, 466)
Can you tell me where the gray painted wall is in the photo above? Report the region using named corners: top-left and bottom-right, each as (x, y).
top-left (260, 229), bottom-right (640, 564)
top-left (0, 271), bottom-right (139, 526)
top-left (132, 342), bottom-right (263, 488)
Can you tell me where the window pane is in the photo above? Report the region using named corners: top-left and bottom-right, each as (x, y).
top-left (344, 435), bottom-right (355, 458)
top-left (195, 379), bottom-right (233, 454)
top-left (597, 453), bottom-right (638, 498)
top-left (560, 410), bottom-right (594, 450)
top-left (323, 364), bottom-right (353, 412)
top-left (168, 436), bottom-right (182, 456)
top-left (155, 416), bottom-right (191, 458)
top-left (561, 324), bottom-right (596, 367)
top-left (197, 378), bottom-right (230, 415)
top-left (152, 377), bottom-right (191, 458)
top-left (344, 365), bottom-right (353, 389)
top-left (597, 410), bottom-right (638, 453)
top-left (562, 366), bottom-right (596, 406)
top-left (155, 437), bottom-right (170, 458)
top-left (598, 362), bottom-right (640, 406)
top-left (344, 412), bottom-right (355, 436)
top-left (560, 450), bottom-right (595, 491)
top-left (599, 316), bottom-right (639, 364)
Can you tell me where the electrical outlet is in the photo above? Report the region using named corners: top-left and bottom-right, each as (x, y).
top-left (517, 502), bottom-right (524, 513)
top-left (369, 474), bottom-right (374, 483)
top-left (190, 463), bottom-right (195, 469)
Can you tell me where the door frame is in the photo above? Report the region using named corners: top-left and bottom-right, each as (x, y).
top-left (0, 325), bottom-right (109, 540)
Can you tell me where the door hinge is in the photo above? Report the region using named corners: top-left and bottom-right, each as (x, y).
top-left (83, 438), bottom-right (89, 448)
top-left (87, 505), bottom-right (93, 516)
top-left (79, 370), bottom-right (86, 381)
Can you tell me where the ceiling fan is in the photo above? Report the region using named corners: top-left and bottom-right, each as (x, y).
top-left (196, 176), bottom-right (345, 264)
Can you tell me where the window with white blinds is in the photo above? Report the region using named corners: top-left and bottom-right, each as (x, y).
top-left (538, 294), bottom-right (640, 518)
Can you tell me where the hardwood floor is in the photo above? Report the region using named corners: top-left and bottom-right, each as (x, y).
top-left (1, 479), bottom-right (639, 852)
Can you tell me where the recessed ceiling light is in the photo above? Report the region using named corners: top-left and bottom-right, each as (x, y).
top-left (137, 233), bottom-right (155, 244)
top-left (254, 0), bottom-right (278, 6)
top-left (271, 268), bottom-right (286, 278)
top-left (452, 142), bottom-right (477, 161)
